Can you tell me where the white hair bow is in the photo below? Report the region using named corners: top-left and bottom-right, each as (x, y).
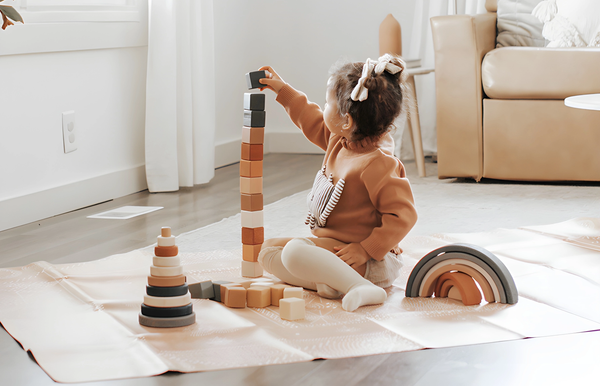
top-left (350, 54), bottom-right (402, 102)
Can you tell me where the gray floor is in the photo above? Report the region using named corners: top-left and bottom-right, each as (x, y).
top-left (2, 154), bottom-right (600, 385)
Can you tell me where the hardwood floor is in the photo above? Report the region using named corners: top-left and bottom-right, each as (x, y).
top-left (1, 153), bottom-right (599, 386)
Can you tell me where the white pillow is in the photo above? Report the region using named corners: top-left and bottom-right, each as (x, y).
top-left (533, 0), bottom-right (600, 47)
top-left (496, 0), bottom-right (546, 48)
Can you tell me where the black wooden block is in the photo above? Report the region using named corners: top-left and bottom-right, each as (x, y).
top-left (243, 110), bottom-right (266, 127)
top-left (245, 70), bottom-right (267, 89)
top-left (244, 93), bottom-right (265, 111)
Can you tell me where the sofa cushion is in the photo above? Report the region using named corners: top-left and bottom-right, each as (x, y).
top-left (482, 47), bottom-right (600, 99)
top-left (496, 0), bottom-right (546, 47)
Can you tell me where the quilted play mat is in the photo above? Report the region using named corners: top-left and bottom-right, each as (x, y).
top-left (1, 191), bottom-right (600, 383)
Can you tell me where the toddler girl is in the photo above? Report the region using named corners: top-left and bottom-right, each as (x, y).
top-left (257, 55), bottom-right (418, 311)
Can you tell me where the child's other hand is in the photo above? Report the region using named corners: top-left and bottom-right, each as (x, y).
top-left (334, 243), bottom-right (371, 269)
top-left (258, 66), bottom-right (286, 94)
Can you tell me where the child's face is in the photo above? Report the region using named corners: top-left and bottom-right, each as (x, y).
top-left (323, 84), bottom-right (347, 137)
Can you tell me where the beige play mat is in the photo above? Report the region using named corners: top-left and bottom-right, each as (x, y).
top-left (1, 192), bottom-right (599, 383)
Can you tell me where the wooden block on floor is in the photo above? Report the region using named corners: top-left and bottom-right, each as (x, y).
top-left (271, 284), bottom-right (291, 306)
top-left (224, 286), bottom-right (247, 308)
top-left (139, 312), bottom-right (196, 328)
top-left (240, 160), bottom-right (263, 178)
top-left (212, 280), bottom-right (232, 303)
top-left (155, 245), bottom-right (178, 257)
top-left (243, 244), bottom-right (262, 262)
top-left (242, 126), bottom-right (265, 145)
top-left (153, 255), bottom-right (181, 267)
top-left (220, 283), bottom-right (243, 304)
top-left (147, 274), bottom-right (186, 287)
top-left (247, 286), bottom-right (271, 308)
top-left (242, 227), bottom-right (264, 245)
top-left (279, 298), bottom-right (305, 321)
top-left (241, 210), bottom-right (264, 228)
top-left (240, 177), bottom-right (262, 194)
top-left (150, 265), bottom-right (184, 277)
top-left (241, 260), bottom-right (263, 278)
top-left (241, 143), bottom-right (263, 161)
top-left (188, 280), bottom-right (214, 299)
top-left (241, 193), bottom-right (263, 211)
top-left (283, 287), bottom-right (303, 299)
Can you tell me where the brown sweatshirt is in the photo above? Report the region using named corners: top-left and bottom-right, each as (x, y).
top-left (276, 84), bottom-right (418, 261)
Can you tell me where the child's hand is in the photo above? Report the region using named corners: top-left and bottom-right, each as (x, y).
top-left (257, 66), bottom-right (286, 94)
top-left (334, 243), bottom-right (371, 269)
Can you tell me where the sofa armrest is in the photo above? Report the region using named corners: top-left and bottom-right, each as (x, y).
top-left (430, 13), bottom-right (497, 180)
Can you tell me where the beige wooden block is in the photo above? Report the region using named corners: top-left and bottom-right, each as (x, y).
top-left (224, 286), bottom-right (247, 308)
top-left (246, 286), bottom-right (271, 308)
top-left (150, 265), bottom-right (183, 277)
top-left (270, 284), bottom-right (291, 306)
top-left (242, 126), bottom-right (265, 144)
top-left (283, 287), bottom-right (303, 299)
top-left (241, 260), bottom-right (263, 278)
top-left (242, 244), bottom-right (262, 262)
top-left (220, 283), bottom-right (243, 303)
top-left (241, 210), bottom-right (263, 228)
top-left (279, 298), bottom-right (305, 321)
top-left (240, 177), bottom-right (262, 194)
top-left (157, 235), bottom-right (176, 247)
top-left (153, 255), bottom-right (181, 267)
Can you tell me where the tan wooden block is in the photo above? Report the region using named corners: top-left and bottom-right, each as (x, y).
top-left (279, 298), bottom-right (305, 320)
top-left (224, 286), bottom-right (247, 308)
top-left (243, 244), bottom-right (262, 262)
top-left (241, 193), bottom-right (263, 211)
top-left (241, 143), bottom-right (263, 161)
top-left (220, 283), bottom-right (242, 304)
top-left (241, 260), bottom-right (263, 278)
top-left (240, 160), bottom-right (263, 178)
top-left (155, 245), bottom-right (178, 257)
top-left (240, 177), bottom-right (262, 194)
top-left (242, 227), bottom-right (264, 245)
top-left (246, 286), bottom-right (271, 308)
top-left (242, 126), bottom-right (265, 144)
top-left (147, 274), bottom-right (186, 287)
top-left (271, 284), bottom-right (291, 306)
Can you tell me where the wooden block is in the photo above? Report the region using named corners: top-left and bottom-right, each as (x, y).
top-left (240, 177), bottom-right (263, 194)
top-left (212, 280), bottom-right (231, 302)
top-left (270, 284), bottom-right (291, 306)
top-left (155, 245), bottom-right (178, 257)
top-left (242, 126), bottom-right (265, 144)
top-left (141, 303), bottom-right (193, 318)
top-left (243, 110), bottom-right (266, 127)
top-left (161, 227), bottom-right (171, 237)
top-left (220, 283), bottom-right (243, 304)
top-left (279, 298), bottom-right (305, 321)
top-left (241, 210), bottom-right (264, 228)
top-left (241, 143), bottom-right (263, 161)
top-left (245, 70), bottom-right (267, 89)
top-left (242, 227), bottom-right (264, 245)
top-left (150, 265), bottom-right (184, 277)
top-left (224, 286), bottom-right (247, 308)
top-left (139, 312), bottom-right (195, 328)
top-left (244, 92), bottom-right (266, 111)
top-left (247, 286), bottom-right (271, 308)
top-left (241, 260), bottom-right (263, 278)
top-left (243, 244), bottom-right (262, 262)
top-left (147, 274), bottom-right (186, 287)
top-left (143, 293), bottom-right (191, 308)
top-left (241, 193), bottom-right (263, 211)
top-left (146, 284), bottom-right (189, 297)
top-left (153, 255), bottom-right (181, 267)
top-left (188, 280), bottom-right (215, 299)
top-left (240, 160), bottom-right (263, 178)
top-left (283, 287), bottom-right (303, 299)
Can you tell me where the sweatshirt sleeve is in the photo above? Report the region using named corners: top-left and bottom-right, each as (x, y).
top-left (359, 155), bottom-right (418, 260)
top-left (276, 84), bottom-right (331, 151)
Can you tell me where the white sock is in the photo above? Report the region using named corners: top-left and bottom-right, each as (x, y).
top-left (281, 238), bottom-right (387, 311)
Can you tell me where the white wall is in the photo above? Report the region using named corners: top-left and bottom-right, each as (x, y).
top-left (0, 4), bottom-right (148, 231)
top-left (212, 0), bottom-right (422, 166)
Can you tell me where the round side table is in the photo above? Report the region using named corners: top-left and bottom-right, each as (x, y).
top-left (564, 93), bottom-right (600, 111)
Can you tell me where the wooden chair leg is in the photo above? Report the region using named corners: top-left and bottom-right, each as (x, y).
top-left (406, 75), bottom-right (426, 177)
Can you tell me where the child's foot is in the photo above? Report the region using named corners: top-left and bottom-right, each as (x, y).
top-left (342, 284), bottom-right (387, 312)
top-left (316, 283), bottom-right (342, 299)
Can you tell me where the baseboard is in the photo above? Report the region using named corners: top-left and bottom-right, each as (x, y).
top-left (0, 165), bottom-right (147, 232)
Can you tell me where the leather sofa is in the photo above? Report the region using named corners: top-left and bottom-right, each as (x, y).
top-left (430, 0), bottom-right (600, 181)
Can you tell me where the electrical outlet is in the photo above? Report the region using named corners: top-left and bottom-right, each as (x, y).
top-left (62, 111), bottom-right (77, 153)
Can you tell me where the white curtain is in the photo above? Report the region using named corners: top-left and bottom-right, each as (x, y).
top-left (396, 0), bottom-right (487, 160)
top-left (145, 0), bottom-right (216, 192)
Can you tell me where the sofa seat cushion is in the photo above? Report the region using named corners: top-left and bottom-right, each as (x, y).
top-left (482, 47), bottom-right (600, 99)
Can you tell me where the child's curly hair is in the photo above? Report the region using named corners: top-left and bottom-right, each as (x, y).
top-left (328, 55), bottom-right (408, 143)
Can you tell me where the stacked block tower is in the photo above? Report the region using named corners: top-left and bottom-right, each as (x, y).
top-left (241, 71), bottom-right (267, 278)
top-left (139, 227), bottom-right (196, 328)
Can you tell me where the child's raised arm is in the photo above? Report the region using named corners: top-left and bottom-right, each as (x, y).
top-left (257, 66), bottom-right (286, 94)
